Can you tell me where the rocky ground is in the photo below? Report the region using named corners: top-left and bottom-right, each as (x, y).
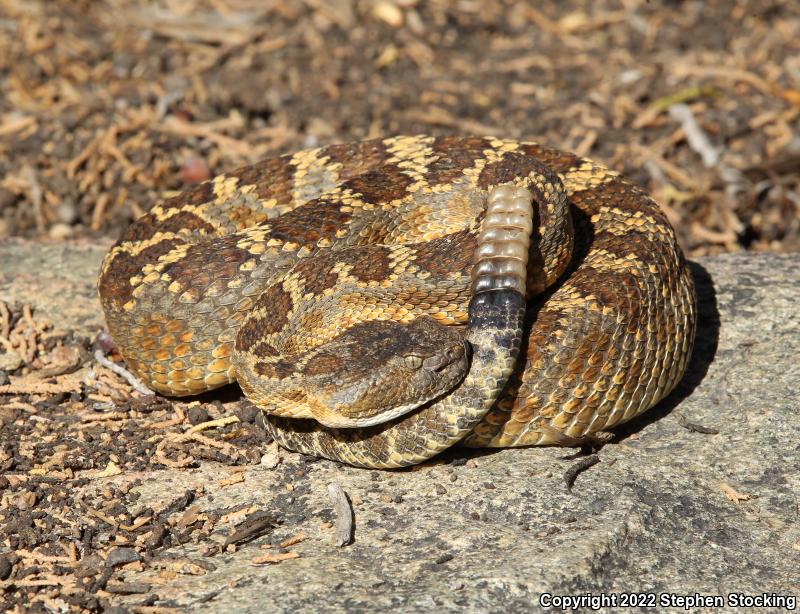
top-left (1, 0), bottom-right (799, 612)
top-left (0, 244), bottom-right (798, 611)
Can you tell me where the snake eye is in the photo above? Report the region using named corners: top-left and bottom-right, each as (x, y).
top-left (403, 354), bottom-right (424, 369)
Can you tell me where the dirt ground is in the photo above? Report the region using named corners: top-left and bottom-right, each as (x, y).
top-left (0, 0), bottom-right (799, 611)
top-left (1, 0), bottom-right (799, 253)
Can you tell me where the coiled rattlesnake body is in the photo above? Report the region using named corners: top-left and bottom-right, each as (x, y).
top-left (98, 136), bottom-right (696, 468)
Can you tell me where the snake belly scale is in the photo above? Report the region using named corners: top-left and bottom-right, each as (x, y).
top-left (98, 135), bottom-right (697, 468)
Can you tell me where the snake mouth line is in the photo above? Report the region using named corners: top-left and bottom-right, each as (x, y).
top-left (313, 397), bottom-right (444, 428)
top-left (310, 338), bottom-right (473, 429)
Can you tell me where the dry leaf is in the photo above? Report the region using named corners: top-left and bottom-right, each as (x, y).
top-left (251, 551), bottom-right (300, 565)
top-left (720, 483), bottom-right (751, 503)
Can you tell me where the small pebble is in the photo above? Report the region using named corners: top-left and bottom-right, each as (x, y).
top-left (0, 187), bottom-right (16, 208)
top-left (180, 157), bottom-right (211, 184)
top-left (56, 201), bottom-right (78, 224)
top-left (48, 222), bottom-right (74, 240)
top-left (235, 404), bottom-right (259, 423)
top-left (434, 484), bottom-right (446, 495)
top-left (187, 405), bottom-right (210, 425)
top-left (76, 554), bottom-right (104, 575)
top-left (0, 349), bottom-right (24, 372)
top-left (106, 547), bottom-right (140, 568)
top-left (95, 330), bottom-right (117, 354)
top-left (260, 444), bottom-right (280, 469)
top-left (373, 1), bottom-right (403, 27)
top-left (15, 491), bottom-right (37, 511)
top-left (0, 556), bottom-right (12, 580)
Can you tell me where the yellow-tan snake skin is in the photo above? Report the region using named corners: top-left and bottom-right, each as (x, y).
top-left (98, 135), bottom-right (697, 468)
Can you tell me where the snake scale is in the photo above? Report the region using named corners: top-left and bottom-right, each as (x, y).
top-left (98, 135), bottom-right (697, 468)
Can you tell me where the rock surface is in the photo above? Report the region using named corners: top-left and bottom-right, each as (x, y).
top-left (1, 241), bottom-right (798, 611)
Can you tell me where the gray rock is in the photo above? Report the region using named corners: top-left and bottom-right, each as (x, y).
top-left (0, 238), bottom-right (111, 334)
top-left (106, 547), bottom-right (141, 568)
top-left (0, 556), bottom-right (11, 581)
top-left (0, 240), bottom-right (798, 612)
top-left (0, 349), bottom-right (23, 373)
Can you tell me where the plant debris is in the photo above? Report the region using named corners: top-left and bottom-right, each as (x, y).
top-left (564, 454), bottom-right (601, 492)
top-left (0, 1), bottom-right (798, 254)
top-left (0, 316), bottom-right (271, 611)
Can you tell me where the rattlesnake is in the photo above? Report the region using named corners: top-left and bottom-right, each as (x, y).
top-left (98, 135), bottom-right (697, 468)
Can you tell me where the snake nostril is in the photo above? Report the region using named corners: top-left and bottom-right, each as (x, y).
top-left (436, 346), bottom-right (461, 370)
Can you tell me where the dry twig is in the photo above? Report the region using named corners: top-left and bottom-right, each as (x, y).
top-left (94, 349), bottom-right (154, 395)
top-left (327, 483), bottom-right (354, 547)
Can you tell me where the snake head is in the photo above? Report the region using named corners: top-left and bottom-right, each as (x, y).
top-left (304, 317), bottom-right (469, 428)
